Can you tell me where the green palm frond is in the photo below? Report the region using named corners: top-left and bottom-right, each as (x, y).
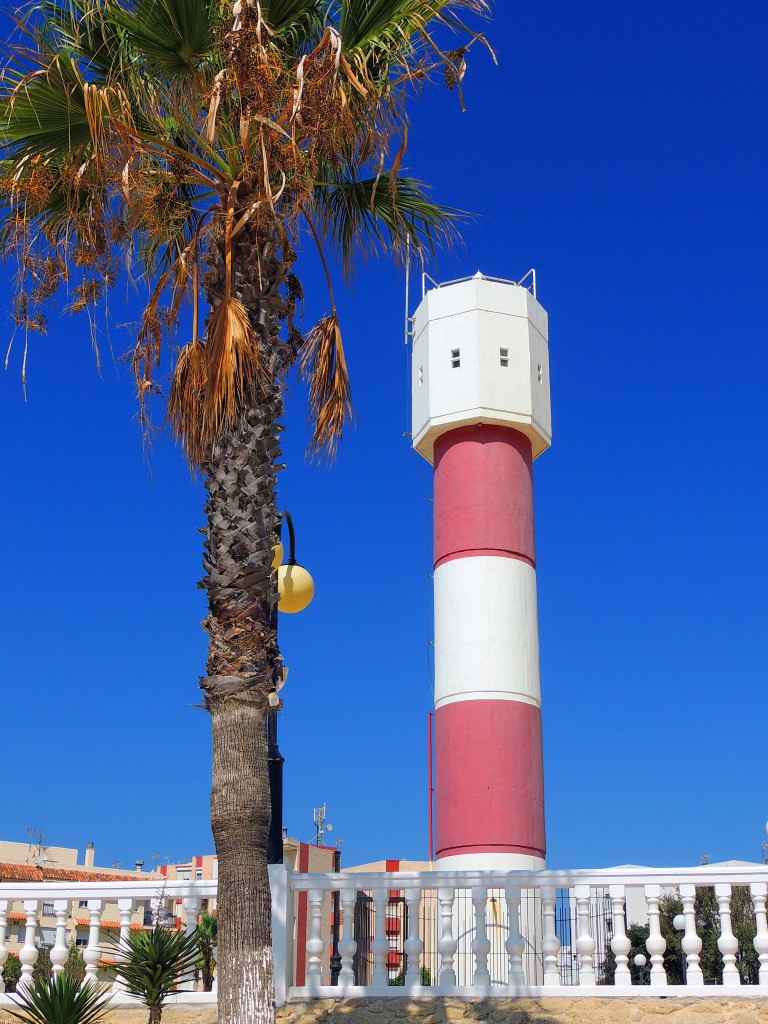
top-left (263, 0), bottom-right (325, 46)
top-left (339, 0), bottom-right (489, 53)
top-left (312, 171), bottom-right (463, 278)
top-left (113, 926), bottom-right (200, 1009)
top-left (115, 0), bottom-right (218, 78)
top-left (7, 971), bottom-right (113, 1024)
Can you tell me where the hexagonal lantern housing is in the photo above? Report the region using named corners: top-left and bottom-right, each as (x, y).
top-left (411, 274), bottom-right (551, 464)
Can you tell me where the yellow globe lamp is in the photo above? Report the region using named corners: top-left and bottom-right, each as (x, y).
top-left (277, 561), bottom-right (315, 613)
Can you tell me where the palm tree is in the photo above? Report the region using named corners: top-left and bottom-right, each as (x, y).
top-left (0, 2), bottom-right (491, 1023)
top-left (196, 911), bottom-right (218, 992)
top-left (113, 926), bottom-right (202, 1024)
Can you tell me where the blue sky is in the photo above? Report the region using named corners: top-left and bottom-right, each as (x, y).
top-left (1, 1), bottom-right (767, 873)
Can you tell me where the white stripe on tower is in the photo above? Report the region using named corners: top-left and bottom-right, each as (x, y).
top-left (411, 274), bottom-right (552, 871)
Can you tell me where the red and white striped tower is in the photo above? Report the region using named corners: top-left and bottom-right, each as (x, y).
top-left (412, 272), bottom-right (551, 870)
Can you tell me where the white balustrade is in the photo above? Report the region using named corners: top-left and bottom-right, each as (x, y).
top-left (18, 900), bottom-right (39, 989)
top-left (540, 885), bottom-right (561, 987)
top-left (609, 885), bottom-right (631, 986)
top-left (644, 885), bottom-right (667, 988)
top-left (337, 888), bottom-right (357, 986)
top-left (50, 900), bottom-right (69, 977)
top-left (305, 887), bottom-right (326, 992)
top-left (679, 884), bottom-right (703, 985)
top-left (470, 886), bottom-right (491, 986)
top-left (574, 885), bottom-right (595, 984)
top-left (2, 864), bottom-right (768, 1004)
top-left (751, 882), bottom-right (768, 986)
top-left (113, 898), bottom-right (134, 993)
top-left (715, 884), bottom-right (741, 986)
top-left (504, 885), bottom-right (525, 987)
top-left (0, 900), bottom-right (7, 993)
top-left (181, 897), bottom-right (201, 991)
top-left (370, 888), bottom-right (389, 988)
top-left (437, 887), bottom-right (457, 986)
top-left (403, 887), bottom-right (424, 988)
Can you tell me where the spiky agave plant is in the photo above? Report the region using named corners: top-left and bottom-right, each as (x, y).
top-left (0, 3), bottom-right (493, 1024)
top-left (6, 972), bottom-right (113, 1024)
top-left (113, 927), bottom-right (201, 1024)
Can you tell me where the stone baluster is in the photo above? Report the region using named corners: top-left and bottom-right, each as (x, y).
top-left (750, 882), bottom-right (768, 985)
top-left (609, 886), bottom-right (631, 986)
top-left (679, 884), bottom-right (703, 985)
top-left (337, 888), bottom-right (358, 987)
top-left (112, 899), bottom-right (134, 993)
top-left (574, 886), bottom-right (595, 985)
top-left (403, 887), bottom-right (424, 988)
top-left (504, 885), bottom-right (525, 987)
top-left (540, 886), bottom-right (561, 987)
top-left (305, 888), bottom-right (326, 992)
top-left (83, 900), bottom-right (103, 983)
top-left (644, 885), bottom-right (667, 987)
top-left (437, 887), bottom-right (457, 987)
top-left (18, 900), bottom-right (40, 990)
top-left (370, 888), bottom-right (390, 988)
top-left (50, 900), bottom-right (70, 977)
top-left (0, 901), bottom-right (8, 993)
top-left (181, 897), bottom-right (201, 991)
top-left (715, 884), bottom-right (741, 986)
top-left (471, 886), bottom-right (491, 986)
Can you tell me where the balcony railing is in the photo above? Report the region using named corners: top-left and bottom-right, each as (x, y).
top-left (2, 865), bottom-right (768, 1006)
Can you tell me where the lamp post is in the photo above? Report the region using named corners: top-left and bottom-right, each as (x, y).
top-left (633, 953), bottom-right (647, 986)
top-left (266, 511), bottom-right (314, 865)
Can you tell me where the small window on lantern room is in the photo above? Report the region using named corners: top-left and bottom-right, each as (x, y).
top-left (450, 348), bottom-right (460, 368)
top-left (499, 347), bottom-right (509, 367)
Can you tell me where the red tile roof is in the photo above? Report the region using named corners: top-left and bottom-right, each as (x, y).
top-left (7, 911), bottom-right (26, 922)
top-left (0, 862), bottom-right (159, 883)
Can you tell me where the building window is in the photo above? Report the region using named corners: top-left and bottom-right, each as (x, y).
top-left (78, 900), bottom-right (88, 909)
top-left (40, 928), bottom-right (56, 948)
top-left (195, 869), bottom-right (203, 880)
top-left (75, 930), bottom-right (89, 947)
top-left (42, 903), bottom-right (55, 917)
top-left (450, 349), bottom-right (460, 368)
top-left (500, 348), bottom-right (509, 367)
top-left (176, 869), bottom-right (191, 881)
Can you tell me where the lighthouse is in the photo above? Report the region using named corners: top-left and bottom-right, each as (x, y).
top-left (412, 272), bottom-right (551, 871)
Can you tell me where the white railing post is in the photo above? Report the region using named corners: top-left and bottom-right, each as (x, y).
top-left (609, 885), bottom-right (631, 986)
top-left (715, 884), bottom-right (741, 986)
top-left (18, 900), bottom-right (39, 990)
top-left (504, 885), bottom-right (525, 988)
top-left (112, 898), bottom-right (133, 994)
top-left (305, 887), bottom-right (326, 993)
top-left (269, 863), bottom-right (293, 1006)
top-left (338, 888), bottom-right (357, 988)
top-left (0, 900), bottom-right (8, 993)
top-left (181, 897), bottom-right (201, 991)
top-left (471, 886), bottom-right (491, 987)
top-left (50, 899), bottom-right (69, 977)
top-left (83, 899), bottom-right (102, 983)
top-left (540, 885), bottom-right (561, 987)
top-left (751, 882), bottom-right (768, 985)
top-left (679, 884), bottom-right (703, 985)
top-left (574, 885), bottom-right (595, 985)
top-left (370, 888), bottom-right (389, 988)
top-left (645, 885), bottom-right (667, 987)
top-left (403, 887), bottom-right (424, 989)
top-left (436, 887), bottom-right (457, 987)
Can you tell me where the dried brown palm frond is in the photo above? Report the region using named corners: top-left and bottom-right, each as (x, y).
top-left (167, 337), bottom-right (207, 464)
top-left (202, 295), bottom-right (266, 452)
top-left (300, 311), bottom-right (352, 461)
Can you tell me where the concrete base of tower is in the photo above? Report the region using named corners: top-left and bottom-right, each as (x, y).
top-left (436, 852), bottom-right (546, 871)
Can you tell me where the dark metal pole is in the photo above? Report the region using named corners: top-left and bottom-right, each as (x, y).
top-left (330, 847), bottom-right (342, 984)
top-left (266, 710), bottom-right (284, 864)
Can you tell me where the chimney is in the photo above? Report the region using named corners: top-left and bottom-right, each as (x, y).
top-left (84, 842), bottom-right (95, 868)
top-left (135, 860), bottom-right (144, 872)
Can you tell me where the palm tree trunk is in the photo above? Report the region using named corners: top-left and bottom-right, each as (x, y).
top-left (201, 397), bottom-right (283, 1024)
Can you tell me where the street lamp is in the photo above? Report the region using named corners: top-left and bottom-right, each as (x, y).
top-left (673, 914), bottom-right (687, 983)
top-left (267, 511), bottom-right (314, 864)
top-left (277, 510), bottom-right (314, 613)
top-left (633, 953), bottom-right (647, 985)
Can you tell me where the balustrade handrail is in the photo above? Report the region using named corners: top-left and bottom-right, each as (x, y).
top-left (290, 864), bottom-right (768, 891)
top-left (0, 879), bottom-right (217, 900)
